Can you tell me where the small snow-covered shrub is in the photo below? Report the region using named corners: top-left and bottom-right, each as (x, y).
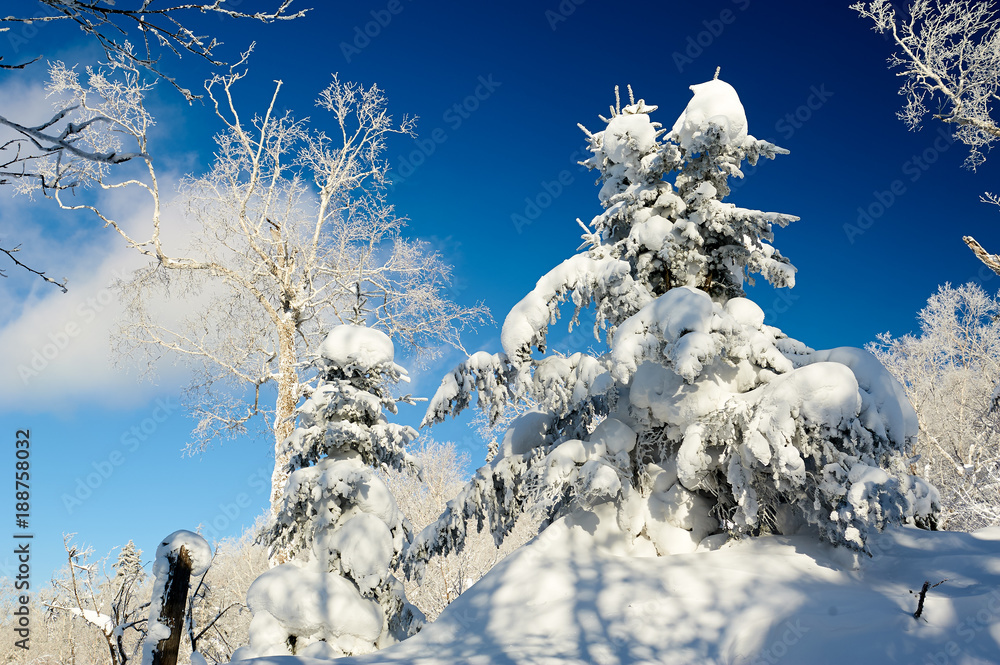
top-left (408, 78), bottom-right (937, 574)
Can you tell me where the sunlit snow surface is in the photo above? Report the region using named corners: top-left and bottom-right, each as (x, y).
top-left (233, 512), bottom-right (1000, 665)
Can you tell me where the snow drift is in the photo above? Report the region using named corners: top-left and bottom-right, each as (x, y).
top-left (232, 507), bottom-right (1000, 665)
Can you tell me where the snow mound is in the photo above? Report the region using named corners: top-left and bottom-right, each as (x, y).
top-left (281, 456), bottom-right (407, 564)
top-left (603, 111), bottom-right (658, 164)
top-left (315, 513), bottom-right (394, 594)
top-left (671, 78), bottom-right (749, 151)
top-left (232, 519), bottom-right (1000, 665)
top-left (803, 346), bottom-right (918, 449)
top-left (69, 608), bottom-right (114, 636)
top-left (611, 285), bottom-right (716, 382)
top-left (500, 409), bottom-right (553, 457)
top-left (319, 325), bottom-right (402, 374)
top-left (232, 563), bottom-right (384, 660)
top-left (588, 417), bottom-right (636, 455)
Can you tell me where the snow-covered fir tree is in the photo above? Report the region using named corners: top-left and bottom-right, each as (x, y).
top-left (113, 540), bottom-right (145, 589)
top-left (407, 76), bottom-right (938, 576)
top-left (232, 324), bottom-right (423, 660)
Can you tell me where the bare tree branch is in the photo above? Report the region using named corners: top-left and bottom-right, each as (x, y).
top-left (0, 1), bottom-right (307, 100)
top-left (0, 243), bottom-right (67, 291)
top-left (1, 1), bottom-right (306, 289)
top-left (963, 235), bottom-right (1000, 277)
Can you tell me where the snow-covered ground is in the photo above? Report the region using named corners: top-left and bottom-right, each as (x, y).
top-left (233, 506), bottom-right (1000, 665)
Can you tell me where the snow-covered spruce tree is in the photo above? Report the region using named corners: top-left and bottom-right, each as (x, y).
top-left (232, 324), bottom-right (423, 660)
top-left (408, 77), bottom-right (938, 574)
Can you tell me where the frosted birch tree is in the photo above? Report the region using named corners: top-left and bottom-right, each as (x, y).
top-left (851, 0), bottom-right (1000, 271)
top-left (868, 283), bottom-right (1000, 530)
top-left (27, 54), bottom-right (487, 523)
top-left (0, 0), bottom-right (305, 290)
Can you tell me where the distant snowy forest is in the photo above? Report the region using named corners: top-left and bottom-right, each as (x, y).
top-left (2, 1), bottom-right (1000, 664)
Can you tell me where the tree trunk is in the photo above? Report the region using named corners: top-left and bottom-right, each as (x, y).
top-left (149, 547), bottom-right (192, 665)
top-left (270, 317), bottom-right (299, 565)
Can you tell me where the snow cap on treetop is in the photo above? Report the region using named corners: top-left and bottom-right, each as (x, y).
top-left (603, 112), bottom-right (658, 164)
top-left (671, 78), bottom-right (749, 151)
top-left (319, 325), bottom-right (401, 373)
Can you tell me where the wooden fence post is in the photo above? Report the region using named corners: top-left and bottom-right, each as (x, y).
top-left (150, 546), bottom-right (193, 665)
top-left (142, 531), bottom-right (211, 665)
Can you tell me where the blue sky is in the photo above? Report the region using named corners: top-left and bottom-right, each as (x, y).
top-left (1, 0), bottom-right (998, 581)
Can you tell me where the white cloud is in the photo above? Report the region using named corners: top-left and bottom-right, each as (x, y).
top-left (0, 46), bottom-right (226, 412)
top-left (0, 181), bottom-right (199, 411)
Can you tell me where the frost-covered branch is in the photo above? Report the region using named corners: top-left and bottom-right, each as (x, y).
top-left (853, 1), bottom-right (1000, 280)
top-left (0, 1), bottom-right (307, 101)
top-left (852, 0), bottom-right (1000, 170)
top-left (0, 243), bottom-right (68, 291)
top-left (0, 1), bottom-right (305, 286)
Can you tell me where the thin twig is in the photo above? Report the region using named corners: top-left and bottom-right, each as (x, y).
top-left (912, 578), bottom-right (947, 619)
top-left (0, 244), bottom-right (67, 292)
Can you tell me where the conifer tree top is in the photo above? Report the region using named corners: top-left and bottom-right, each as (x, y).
top-left (671, 78), bottom-right (749, 151)
top-left (319, 325), bottom-right (405, 376)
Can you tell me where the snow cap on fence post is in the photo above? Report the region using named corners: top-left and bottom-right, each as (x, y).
top-left (142, 530), bottom-right (212, 665)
